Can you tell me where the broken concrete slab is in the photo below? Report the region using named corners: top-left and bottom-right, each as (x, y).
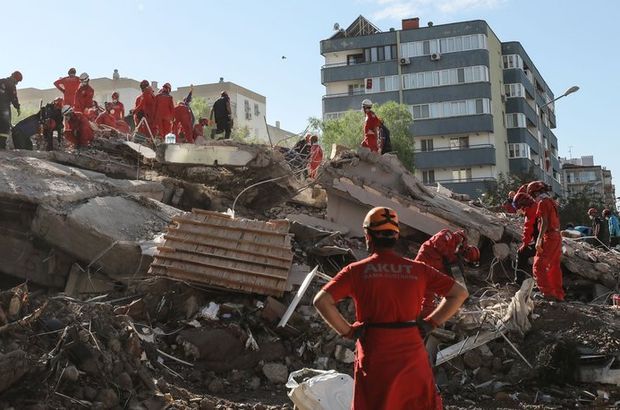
top-left (149, 209), bottom-right (294, 296)
top-left (286, 214), bottom-right (350, 236)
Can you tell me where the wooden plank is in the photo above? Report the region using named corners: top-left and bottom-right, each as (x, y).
top-left (154, 250), bottom-right (289, 281)
top-left (163, 239), bottom-right (292, 268)
top-left (157, 245), bottom-right (292, 271)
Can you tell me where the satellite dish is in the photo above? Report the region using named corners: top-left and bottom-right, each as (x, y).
top-left (333, 23), bottom-right (340, 31)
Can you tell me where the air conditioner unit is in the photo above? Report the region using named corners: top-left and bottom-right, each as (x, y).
top-left (399, 57), bottom-right (411, 65)
top-left (430, 53), bottom-right (441, 61)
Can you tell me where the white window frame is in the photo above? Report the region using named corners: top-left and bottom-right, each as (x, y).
top-left (402, 66), bottom-right (489, 90)
top-left (401, 34), bottom-right (487, 58)
top-left (508, 143), bottom-right (531, 159)
top-left (506, 113), bottom-right (527, 128)
top-left (411, 98), bottom-right (490, 120)
top-left (505, 83), bottom-right (525, 98)
top-left (365, 75), bottom-right (399, 94)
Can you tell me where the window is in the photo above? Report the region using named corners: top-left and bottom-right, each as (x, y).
top-left (420, 139), bottom-right (434, 151)
top-left (452, 168), bottom-right (472, 182)
top-left (402, 66), bottom-right (489, 90)
top-left (254, 103), bottom-right (260, 116)
top-left (508, 143), bottom-right (531, 159)
top-left (506, 113), bottom-right (526, 128)
top-left (410, 98), bottom-right (490, 120)
top-left (366, 75), bottom-right (399, 93)
top-left (348, 83), bottom-right (364, 95)
top-left (244, 100), bottom-right (251, 120)
top-left (450, 137), bottom-right (469, 150)
top-left (401, 34), bottom-right (487, 58)
top-left (347, 54), bottom-right (364, 65)
top-left (422, 170), bottom-right (435, 184)
top-left (505, 83), bottom-right (525, 98)
top-left (503, 54), bottom-right (523, 69)
top-left (377, 46), bottom-right (385, 61)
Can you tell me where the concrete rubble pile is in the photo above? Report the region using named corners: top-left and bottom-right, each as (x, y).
top-left (0, 140), bottom-right (618, 408)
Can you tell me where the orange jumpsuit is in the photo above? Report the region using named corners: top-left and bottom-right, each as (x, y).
top-left (53, 76), bottom-right (80, 107)
top-left (193, 123), bottom-right (205, 141)
top-left (153, 91), bottom-right (174, 137)
top-left (173, 103), bottom-right (194, 143)
top-left (134, 87), bottom-right (155, 136)
top-left (66, 112), bottom-right (94, 147)
top-left (362, 110), bottom-right (380, 152)
top-left (533, 196), bottom-right (565, 300)
top-left (110, 101), bottom-right (125, 121)
top-left (323, 250), bottom-right (453, 410)
top-left (308, 144), bottom-right (323, 178)
top-left (95, 112), bottom-right (117, 128)
top-left (74, 84), bottom-right (94, 113)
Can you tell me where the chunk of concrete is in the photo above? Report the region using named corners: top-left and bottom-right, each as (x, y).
top-left (158, 143), bottom-right (256, 167)
top-left (493, 243), bottom-right (511, 260)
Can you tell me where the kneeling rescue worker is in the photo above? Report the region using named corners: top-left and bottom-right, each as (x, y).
top-left (313, 207), bottom-right (469, 410)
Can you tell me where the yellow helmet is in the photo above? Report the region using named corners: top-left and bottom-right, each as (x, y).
top-left (363, 207), bottom-right (399, 237)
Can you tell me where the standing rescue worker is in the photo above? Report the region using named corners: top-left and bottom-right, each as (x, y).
top-left (415, 229), bottom-right (479, 317)
top-left (74, 73), bottom-right (94, 113)
top-left (210, 91), bottom-right (233, 139)
top-left (110, 92), bottom-right (125, 121)
top-left (54, 68), bottom-right (80, 107)
top-left (62, 106), bottom-right (94, 148)
top-left (153, 83), bottom-right (174, 138)
top-left (314, 207), bottom-right (468, 410)
top-left (308, 135), bottom-right (323, 179)
top-left (361, 99), bottom-right (380, 153)
top-left (0, 71), bottom-right (22, 149)
top-left (173, 100), bottom-right (194, 143)
top-left (512, 188), bottom-right (538, 285)
top-left (133, 80), bottom-right (155, 137)
top-left (528, 181), bottom-right (565, 301)
top-left (603, 209), bottom-right (620, 248)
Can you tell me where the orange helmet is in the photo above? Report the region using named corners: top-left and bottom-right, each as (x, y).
top-left (363, 207), bottom-right (399, 237)
top-left (463, 245), bottom-right (480, 265)
top-left (513, 192), bottom-right (534, 209)
top-left (588, 207), bottom-right (598, 216)
top-left (112, 91), bottom-right (119, 100)
top-left (527, 180), bottom-right (548, 196)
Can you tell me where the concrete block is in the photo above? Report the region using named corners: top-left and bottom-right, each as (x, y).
top-left (157, 143), bottom-right (256, 167)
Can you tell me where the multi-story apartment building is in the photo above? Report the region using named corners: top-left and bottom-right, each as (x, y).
top-left (320, 16), bottom-right (562, 197)
top-left (17, 73), bottom-right (275, 143)
top-left (561, 156), bottom-right (616, 209)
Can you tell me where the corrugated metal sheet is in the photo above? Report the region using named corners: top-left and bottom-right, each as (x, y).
top-left (148, 209), bottom-right (293, 296)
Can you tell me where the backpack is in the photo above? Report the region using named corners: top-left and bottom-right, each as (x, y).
top-left (379, 121), bottom-right (392, 154)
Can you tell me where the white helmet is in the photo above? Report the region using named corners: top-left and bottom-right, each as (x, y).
top-left (61, 105), bottom-right (73, 116)
top-left (361, 99), bottom-right (373, 108)
top-left (79, 72), bottom-right (89, 81)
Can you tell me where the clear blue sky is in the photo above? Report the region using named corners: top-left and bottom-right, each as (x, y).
top-left (3, 0), bottom-right (619, 186)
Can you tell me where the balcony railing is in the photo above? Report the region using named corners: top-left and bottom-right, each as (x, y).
top-left (414, 144), bottom-right (496, 169)
top-left (414, 143), bottom-right (493, 153)
top-left (323, 90), bottom-right (366, 99)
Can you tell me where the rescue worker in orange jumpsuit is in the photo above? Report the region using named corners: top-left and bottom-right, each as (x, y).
top-left (133, 80), bottom-right (155, 137)
top-left (415, 229), bottom-right (480, 317)
top-left (361, 99), bottom-right (380, 152)
top-left (512, 187), bottom-right (539, 285)
top-left (528, 181), bottom-right (565, 301)
top-left (314, 207), bottom-right (468, 410)
top-left (502, 190), bottom-right (517, 213)
top-left (74, 73), bottom-right (94, 113)
top-left (95, 102), bottom-right (130, 133)
top-left (308, 135), bottom-right (323, 179)
top-left (110, 92), bottom-right (125, 121)
top-left (173, 100), bottom-right (194, 143)
top-left (62, 106), bottom-right (94, 148)
top-left (153, 83), bottom-right (174, 138)
top-left (54, 68), bottom-right (80, 107)
top-left (193, 118), bottom-right (209, 142)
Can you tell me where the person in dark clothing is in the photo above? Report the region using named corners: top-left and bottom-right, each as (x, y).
top-left (0, 71), bottom-right (22, 149)
top-left (209, 91), bottom-right (232, 139)
top-left (588, 208), bottom-right (609, 248)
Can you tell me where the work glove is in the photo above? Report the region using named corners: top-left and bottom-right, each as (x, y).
top-left (417, 316), bottom-right (436, 339)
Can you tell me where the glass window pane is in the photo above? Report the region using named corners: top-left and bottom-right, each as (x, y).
top-left (440, 38), bottom-right (447, 53)
top-left (371, 47), bottom-right (377, 62)
top-left (447, 38), bottom-right (455, 52)
top-left (433, 71), bottom-right (440, 86)
top-left (471, 35), bottom-right (480, 49)
top-left (423, 40), bottom-right (430, 55)
top-left (364, 49), bottom-right (371, 62)
top-left (476, 99), bottom-right (483, 114)
top-left (391, 45), bottom-right (397, 59)
top-left (379, 77), bottom-right (386, 91)
top-left (413, 106), bottom-right (421, 119)
top-left (463, 35), bottom-right (471, 50)
top-left (424, 72), bottom-right (432, 87)
top-left (441, 70), bottom-right (449, 85)
top-left (377, 46), bottom-right (385, 61)
top-left (457, 68), bottom-right (465, 83)
top-left (454, 36), bottom-right (463, 51)
top-left (421, 105), bottom-right (430, 118)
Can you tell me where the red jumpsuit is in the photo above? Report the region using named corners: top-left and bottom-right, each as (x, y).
top-left (66, 113), bottom-right (94, 147)
top-left (308, 144), bottom-right (323, 178)
top-left (134, 87), bottom-right (155, 136)
top-left (323, 250), bottom-right (454, 410)
top-left (153, 92), bottom-right (174, 138)
top-left (95, 112), bottom-right (117, 128)
top-left (533, 196), bottom-right (565, 300)
top-left (53, 76), bottom-right (80, 107)
top-left (193, 123), bottom-right (205, 141)
top-left (415, 229), bottom-right (462, 317)
top-left (173, 103), bottom-right (194, 143)
top-left (362, 110), bottom-right (380, 152)
top-left (110, 101), bottom-right (125, 121)
top-left (522, 204), bottom-right (537, 246)
top-left (74, 84), bottom-right (94, 113)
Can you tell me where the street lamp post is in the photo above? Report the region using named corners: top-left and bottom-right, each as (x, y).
top-left (542, 85), bottom-right (580, 108)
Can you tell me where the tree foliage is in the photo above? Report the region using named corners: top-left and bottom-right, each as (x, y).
top-left (190, 97), bottom-right (210, 121)
top-left (307, 101), bottom-right (415, 171)
top-left (558, 189), bottom-right (605, 226)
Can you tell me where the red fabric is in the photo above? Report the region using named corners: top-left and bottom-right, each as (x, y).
top-left (173, 104), bottom-right (194, 143)
top-left (53, 76), bottom-right (80, 107)
top-left (74, 84), bottom-right (94, 113)
top-left (362, 111), bottom-right (380, 152)
top-left (522, 204), bottom-right (537, 245)
top-left (502, 200), bottom-right (516, 214)
top-left (308, 144), bottom-right (323, 178)
top-left (193, 123), bottom-right (205, 140)
top-left (65, 113), bottom-right (94, 147)
top-left (95, 112), bottom-right (117, 128)
top-left (133, 87), bottom-right (155, 136)
top-left (323, 250), bottom-right (454, 410)
top-left (153, 92), bottom-right (174, 137)
top-left (110, 101), bottom-right (125, 121)
top-left (415, 229), bottom-right (463, 317)
top-left (84, 107), bottom-right (99, 122)
top-left (533, 197), bottom-right (564, 300)
top-left (115, 120), bottom-right (131, 133)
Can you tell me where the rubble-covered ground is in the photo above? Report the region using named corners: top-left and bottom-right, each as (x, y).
top-left (0, 136), bottom-right (619, 409)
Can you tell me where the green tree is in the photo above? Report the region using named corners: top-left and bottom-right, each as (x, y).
top-left (308, 101), bottom-right (415, 171)
top-left (190, 97), bottom-right (210, 121)
top-left (558, 188), bottom-right (605, 226)
top-left (480, 169), bottom-right (539, 207)
top-left (11, 106), bottom-right (39, 125)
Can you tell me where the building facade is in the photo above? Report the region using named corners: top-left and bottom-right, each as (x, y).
top-left (320, 16), bottom-right (562, 197)
top-left (561, 156), bottom-right (616, 209)
top-left (17, 73), bottom-right (272, 143)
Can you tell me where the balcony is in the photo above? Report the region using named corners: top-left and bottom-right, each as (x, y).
top-left (323, 91), bottom-right (399, 113)
top-left (414, 144), bottom-right (496, 169)
top-left (424, 177), bottom-right (497, 198)
top-left (412, 115), bottom-right (494, 136)
top-left (321, 60), bottom-right (397, 84)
